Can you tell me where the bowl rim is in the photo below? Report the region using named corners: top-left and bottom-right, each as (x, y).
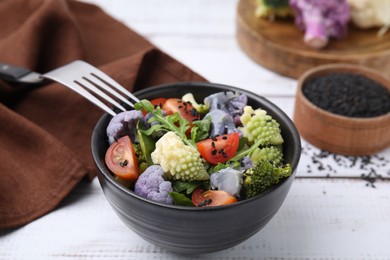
top-left (91, 81), bottom-right (301, 211)
top-left (297, 63), bottom-right (390, 125)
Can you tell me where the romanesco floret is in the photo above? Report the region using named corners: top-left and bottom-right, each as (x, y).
top-left (242, 160), bottom-right (292, 199)
top-left (151, 132), bottom-right (209, 181)
top-left (239, 106), bottom-right (284, 146)
top-left (250, 145), bottom-right (284, 165)
top-left (134, 165), bottom-right (173, 204)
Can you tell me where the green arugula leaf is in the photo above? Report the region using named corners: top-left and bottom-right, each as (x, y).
top-left (169, 192), bottom-right (194, 206)
top-left (173, 181), bottom-right (200, 194)
top-left (134, 99), bottom-right (154, 113)
top-left (190, 117), bottom-right (211, 143)
top-left (137, 124), bottom-right (155, 166)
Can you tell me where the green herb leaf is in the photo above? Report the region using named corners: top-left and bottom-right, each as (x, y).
top-left (190, 117), bottom-right (211, 143)
top-left (140, 124), bottom-right (165, 136)
top-left (229, 138), bottom-right (263, 162)
top-left (137, 124), bottom-right (155, 166)
top-left (173, 181), bottom-right (200, 194)
top-left (169, 192), bottom-right (194, 206)
top-left (134, 99), bottom-right (154, 113)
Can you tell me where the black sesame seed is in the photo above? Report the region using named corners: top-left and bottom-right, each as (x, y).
top-left (197, 199), bottom-right (212, 207)
top-left (212, 150), bottom-right (217, 155)
top-left (119, 160), bottom-right (128, 167)
top-left (211, 142), bottom-right (216, 148)
top-left (190, 108), bottom-right (198, 116)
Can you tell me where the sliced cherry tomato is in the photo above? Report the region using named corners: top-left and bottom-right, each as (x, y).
top-left (192, 188), bottom-right (237, 207)
top-left (196, 132), bottom-right (240, 164)
top-left (142, 98), bottom-right (167, 115)
top-left (162, 98), bottom-right (200, 123)
top-left (105, 135), bottom-right (139, 180)
top-left (150, 98), bottom-right (167, 108)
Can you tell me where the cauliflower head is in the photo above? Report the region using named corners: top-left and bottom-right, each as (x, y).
top-left (134, 165), bottom-right (173, 204)
top-left (106, 110), bottom-right (145, 144)
top-left (151, 132), bottom-right (209, 181)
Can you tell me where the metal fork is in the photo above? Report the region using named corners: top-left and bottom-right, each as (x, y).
top-left (0, 60), bottom-right (139, 116)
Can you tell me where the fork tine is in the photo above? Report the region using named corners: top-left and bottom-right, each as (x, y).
top-left (75, 60), bottom-right (140, 104)
top-left (83, 76), bottom-right (134, 108)
top-left (75, 78), bottom-right (127, 112)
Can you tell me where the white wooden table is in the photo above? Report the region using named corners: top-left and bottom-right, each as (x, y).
top-left (1, 1), bottom-right (389, 259)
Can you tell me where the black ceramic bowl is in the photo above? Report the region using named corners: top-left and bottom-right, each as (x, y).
top-left (91, 82), bottom-right (301, 254)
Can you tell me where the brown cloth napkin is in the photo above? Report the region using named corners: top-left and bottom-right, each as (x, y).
top-left (0, 0), bottom-right (205, 229)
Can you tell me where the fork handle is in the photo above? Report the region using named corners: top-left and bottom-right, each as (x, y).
top-left (0, 63), bottom-right (32, 81)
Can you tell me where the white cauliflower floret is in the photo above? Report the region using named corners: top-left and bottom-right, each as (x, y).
top-left (151, 132), bottom-right (209, 181)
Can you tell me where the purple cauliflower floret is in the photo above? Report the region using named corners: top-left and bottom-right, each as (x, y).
top-left (289, 0), bottom-right (350, 49)
top-left (205, 109), bottom-right (240, 137)
top-left (204, 91), bottom-right (247, 123)
top-left (134, 165), bottom-right (173, 204)
top-left (106, 110), bottom-right (145, 144)
top-left (210, 167), bottom-right (243, 196)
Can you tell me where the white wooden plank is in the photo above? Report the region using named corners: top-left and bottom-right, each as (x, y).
top-left (81, 0), bottom-right (238, 36)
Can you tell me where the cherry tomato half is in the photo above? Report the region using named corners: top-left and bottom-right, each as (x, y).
top-left (150, 98), bottom-right (167, 109)
top-left (192, 188), bottom-right (237, 207)
top-left (105, 135), bottom-right (139, 180)
top-left (162, 98), bottom-right (200, 123)
top-left (196, 132), bottom-right (240, 164)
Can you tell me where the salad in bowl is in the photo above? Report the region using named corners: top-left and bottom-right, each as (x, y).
top-left (104, 87), bottom-right (292, 206)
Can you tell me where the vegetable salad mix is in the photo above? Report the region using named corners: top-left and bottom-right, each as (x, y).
top-left (104, 91), bottom-right (292, 207)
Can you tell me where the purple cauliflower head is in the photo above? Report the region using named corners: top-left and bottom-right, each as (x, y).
top-left (210, 167), bottom-right (243, 196)
top-left (204, 91), bottom-right (247, 122)
top-left (205, 109), bottom-right (240, 137)
top-left (289, 0), bottom-right (350, 49)
top-left (106, 110), bottom-right (145, 144)
top-left (134, 165), bottom-right (173, 204)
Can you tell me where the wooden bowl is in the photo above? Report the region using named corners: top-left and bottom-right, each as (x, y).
top-left (293, 64), bottom-right (390, 156)
top-left (236, 0), bottom-right (390, 79)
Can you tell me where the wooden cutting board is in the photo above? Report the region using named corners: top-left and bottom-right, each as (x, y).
top-left (236, 0), bottom-right (390, 79)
